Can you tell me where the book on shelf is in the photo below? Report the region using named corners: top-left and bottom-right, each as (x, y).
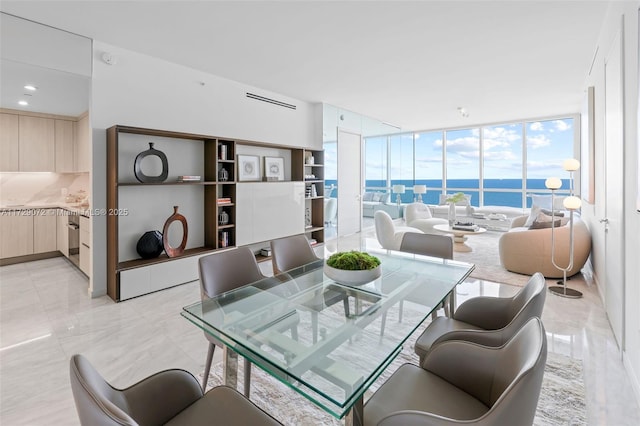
top-left (177, 175), bottom-right (201, 182)
top-left (217, 197), bottom-right (232, 204)
top-left (308, 238), bottom-right (318, 246)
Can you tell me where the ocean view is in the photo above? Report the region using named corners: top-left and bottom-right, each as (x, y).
top-left (324, 179), bottom-right (570, 208)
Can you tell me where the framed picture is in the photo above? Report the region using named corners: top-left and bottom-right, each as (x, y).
top-left (237, 155), bottom-right (260, 181)
top-left (581, 86), bottom-right (595, 204)
top-left (264, 156), bottom-right (285, 181)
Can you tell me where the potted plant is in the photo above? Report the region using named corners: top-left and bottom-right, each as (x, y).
top-left (324, 251), bottom-right (382, 286)
top-left (445, 192), bottom-right (467, 225)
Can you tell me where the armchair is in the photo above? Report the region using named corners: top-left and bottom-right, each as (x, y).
top-left (69, 354), bottom-right (281, 425)
top-left (374, 210), bottom-right (422, 250)
top-left (364, 317), bottom-right (547, 426)
top-left (404, 203), bottom-right (448, 233)
top-left (414, 272), bottom-right (546, 364)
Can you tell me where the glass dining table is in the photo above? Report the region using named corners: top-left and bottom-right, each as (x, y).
top-left (181, 251), bottom-right (474, 426)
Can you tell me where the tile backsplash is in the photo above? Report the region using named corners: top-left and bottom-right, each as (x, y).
top-left (0, 172), bottom-right (90, 206)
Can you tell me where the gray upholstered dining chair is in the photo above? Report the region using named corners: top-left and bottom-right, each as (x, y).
top-left (199, 247), bottom-right (266, 395)
top-left (270, 234), bottom-right (350, 342)
top-left (400, 232), bottom-right (454, 260)
top-left (364, 317), bottom-right (547, 426)
top-left (397, 232), bottom-right (455, 321)
top-left (414, 272), bottom-right (546, 364)
top-left (69, 354), bottom-right (281, 426)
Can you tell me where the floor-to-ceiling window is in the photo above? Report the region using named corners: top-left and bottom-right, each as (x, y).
top-left (363, 115), bottom-right (577, 209)
top-left (483, 123), bottom-right (524, 208)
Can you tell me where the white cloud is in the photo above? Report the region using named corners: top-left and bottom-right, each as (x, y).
top-left (526, 135), bottom-right (551, 149)
top-left (529, 122), bottom-right (544, 131)
top-left (553, 120), bottom-right (571, 131)
top-left (483, 150), bottom-right (519, 161)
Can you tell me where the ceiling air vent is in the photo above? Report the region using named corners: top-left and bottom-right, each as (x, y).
top-left (246, 92), bottom-right (296, 110)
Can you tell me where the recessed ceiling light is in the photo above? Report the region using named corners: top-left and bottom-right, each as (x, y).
top-left (23, 85), bottom-right (37, 91)
top-left (18, 100), bottom-right (29, 106)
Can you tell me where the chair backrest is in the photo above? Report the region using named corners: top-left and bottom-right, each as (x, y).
top-left (486, 317), bottom-right (547, 424)
top-left (199, 247), bottom-right (265, 299)
top-left (374, 210), bottom-right (397, 249)
top-left (270, 234), bottom-right (319, 275)
top-left (399, 232), bottom-right (453, 259)
top-left (324, 198), bottom-right (337, 223)
top-left (70, 354), bottom-right (137, 426)
top-left (405, 203), bottom-right (432, 224)
top-left (505, 272), bottom-right (546, 332)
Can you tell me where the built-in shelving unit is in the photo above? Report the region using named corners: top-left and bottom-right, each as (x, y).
top-left (107, 125), bottom-right (324, 301)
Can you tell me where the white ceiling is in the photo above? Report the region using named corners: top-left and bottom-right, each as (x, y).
top-left (0, 1), bottom-right (610, 131)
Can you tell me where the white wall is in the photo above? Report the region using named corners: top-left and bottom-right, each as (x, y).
top-left (90, 41), bottom-right (319, 297)
top-left (582, 0), bottom-right (640, 405)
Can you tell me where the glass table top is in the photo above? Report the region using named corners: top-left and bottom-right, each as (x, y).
top-left (182, 251), bottom-right (474, 419)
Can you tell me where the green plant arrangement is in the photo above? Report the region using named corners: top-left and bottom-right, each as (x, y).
top-left (326, 251), bottom-right (381, 271)
top-left (445, 192), bottom-right (467, 204)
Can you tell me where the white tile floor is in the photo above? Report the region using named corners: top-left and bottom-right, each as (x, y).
top-left (1, 231), bottom-right (639, 425)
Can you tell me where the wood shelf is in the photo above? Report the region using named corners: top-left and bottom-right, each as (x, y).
top-left (305, 196), bottom-right (324, 200)
top-left (304, 226), bottom-right (324, 233)
top-left (117, 247), bottom-right (217, 271)
top-left (255, 254), bottom-right (272, 263)
top-left (218, 224), bottom-right (235, 230)
top-left (118, 181), bottom-right (214, 186)
top-left (304, 164), bottom-right (324, 167)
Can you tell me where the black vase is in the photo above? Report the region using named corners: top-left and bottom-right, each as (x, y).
top-left (136, 230), bottom-right (164, 259)
top-left (134, 142), bottom-right (169, 183)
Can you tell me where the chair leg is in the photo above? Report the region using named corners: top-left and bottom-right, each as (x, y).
top-left (343, 297), bottom-right (351, 317)
top-left (380, 311), bottom-right (387, 336)
top-left (243, 358), bottom-right (251, 398)
top-left (202, 343), bottom-right (215, 391)
top-left (312, 311), bottom-right (318, 343)
top-left (291, 324), bottom-right (298, 340)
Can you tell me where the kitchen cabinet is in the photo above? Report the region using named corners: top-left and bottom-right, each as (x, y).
top-left (0, 215), bottom-right (34, 258)
top-left (57, 210), bottom-right (69, 257)
top-left (55, 119), bottom-right (76, 172)
top-left (76, 113), bottom-right (90, 172)
top-left (0, 113), bottom-right (19, 171)
top-left (19, 115), bottom-right (55, 171)
top-left (33, 212), bottom-right (57, 253)
top-left (79, 215), bottom-right (90, 276)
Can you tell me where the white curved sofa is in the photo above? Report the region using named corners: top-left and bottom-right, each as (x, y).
top-left (499, 215), bottom-right (592, 278)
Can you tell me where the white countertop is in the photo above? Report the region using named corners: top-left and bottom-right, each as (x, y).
top-left (0, 203), bottom-right (92, 217)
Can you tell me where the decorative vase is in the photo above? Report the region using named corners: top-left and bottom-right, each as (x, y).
top-left (448, 202), bottom-right (456, 226)
top-left (218, 210), bottom-right (229, 225)
top-left (134, 142), bottom-right (169, 183)
top-left (324, 264), bottom-right (382, 286)
top-left (218, 166), bottom-right (229, 182)
top-left (162, 206), bottom-right (188, 258)
top-left (136, 230), bottom-right (164, 259)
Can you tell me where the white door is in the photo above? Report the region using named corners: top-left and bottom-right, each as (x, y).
top-left (337, 129), bottom-right (362, 236)
top-left (603, 28), bottom-right (625, 348)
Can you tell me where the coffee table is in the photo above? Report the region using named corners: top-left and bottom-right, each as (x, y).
top-left (433, 224), bottom-right (487, 252)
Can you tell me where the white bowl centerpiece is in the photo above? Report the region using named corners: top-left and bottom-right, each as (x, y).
top-left (324, 251), bottom-right (382, 286)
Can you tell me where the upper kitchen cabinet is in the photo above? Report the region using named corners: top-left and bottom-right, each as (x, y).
top-left (1, 13), bottom-right (91, 171)
top-left (19, 115), bottom-right (55, 171)
top-left (0, 113), bottom-right (18, 171)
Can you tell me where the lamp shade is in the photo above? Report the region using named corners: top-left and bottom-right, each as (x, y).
top-left (392, 184), bottom-right (405, 194)
top-left (413, 185), bottom-right (427, 194)
top-left (545, 177), bottom-right (562, 190)
top-left (563, 158), bottom-right (580, 172)
top-left (563, 195), bottom-right (582, 210)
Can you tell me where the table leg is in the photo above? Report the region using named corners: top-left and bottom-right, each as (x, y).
top-left (448, 289), bottom-right (457, 317)
top-left (223, 346), bottom-right (238, 390)
top-left (344, 396), bottom-right (363, 426)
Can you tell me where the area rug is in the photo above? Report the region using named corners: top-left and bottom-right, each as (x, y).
top-left (201, 325), bottom-right (586, 426)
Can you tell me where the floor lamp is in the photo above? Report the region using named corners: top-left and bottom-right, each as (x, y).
top-left (545, 158), bottom-right (583, 299)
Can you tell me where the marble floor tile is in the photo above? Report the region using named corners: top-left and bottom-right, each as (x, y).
top-left (1, 233), bottom-right (639, 426)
